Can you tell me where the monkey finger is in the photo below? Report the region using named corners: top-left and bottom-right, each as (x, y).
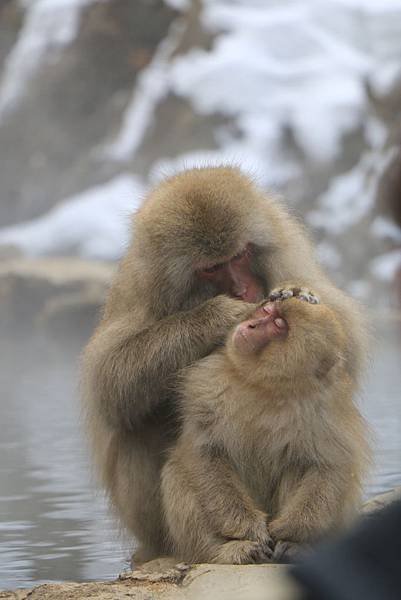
top-left (268, 290), bottom-right (282, 301)
top-left (249, 544), bottom-right (273, 564)
top-left (261, 542), bottom-right (274, 560)
top-left (269, 289), bottom-right (294, 301)
top-left (298, 292), bottom-right (320, 304)
top-left (259, 533), bottom-right (275, 552)
top-left (273, 540), bottom-right (304, 564)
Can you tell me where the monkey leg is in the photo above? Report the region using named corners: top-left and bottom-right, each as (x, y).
top-left (161, 449), bottom-right (273, 564)
top-left (212, 540), bottom-right (273, 564)
top-left (107, 428), bottom-right (171, 566)
top-left (269, 468), bottom-right (354, 551)
top-left (161, 453), bottom-right (224, 563)
top-left (189, 452), bottom-right (273, 548)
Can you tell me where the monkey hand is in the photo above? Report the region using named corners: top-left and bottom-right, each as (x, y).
top-left (215, 510), bottom-right (274, 564)
top-left (209, 295), bottom-right (257, 337)
top-left (220, 509), bottom-right (274, 556)
top-left (272, 540), bottom-right (306, 564)
top-left (268, 519), bottom-right (308, 563)
top-left (269, 285), bottom-right (320, 305)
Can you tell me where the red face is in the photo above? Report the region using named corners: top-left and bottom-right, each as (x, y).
top-left (197, 244), bottom-right (264, 303)
top-left (231, 302), bottom-right (288, 355)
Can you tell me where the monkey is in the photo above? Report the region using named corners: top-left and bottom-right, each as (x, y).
top-left (161, 291), bottom-right (370, 564)
top-left (81, 166), bottom-right (367, 564)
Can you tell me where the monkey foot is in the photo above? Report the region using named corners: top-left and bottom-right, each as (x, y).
top-left (120, 560), bottom-right (190, 583)
top-left (272, 540), bottom-right (306, 564)
top-left (269, 286), bottom-right (320, 305)
top-left (213, 539), bottom-right (273, 564)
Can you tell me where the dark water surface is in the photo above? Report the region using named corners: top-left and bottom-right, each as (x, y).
top-left (1, 319), bottom-right (401, 590)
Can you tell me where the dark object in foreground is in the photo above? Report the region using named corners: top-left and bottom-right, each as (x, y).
top-left (292, 499), bottom-right (401, 600)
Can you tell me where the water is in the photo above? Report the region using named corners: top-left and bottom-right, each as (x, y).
top-left (0, 334), bottom-right (128, 590)
top-left (0, 318), bottom-right (400, 591)
top-left (363, 315), bottom-right (401, 496)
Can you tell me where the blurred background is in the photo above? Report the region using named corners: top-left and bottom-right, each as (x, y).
top-left (0, 0), bottom-right (401, 590)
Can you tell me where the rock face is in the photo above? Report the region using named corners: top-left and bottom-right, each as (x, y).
top-left (0, 257), bottom-right (114, 341)
top-left (0, 0), bottom-right (178, 226)
top-left (0, 1), bottom-right (401, 304)
top-left (362, 486), bottom-right (401, 515)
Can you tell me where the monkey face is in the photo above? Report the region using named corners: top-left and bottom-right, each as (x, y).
top-left (231, 302), bottom-right (288, 354)
top-left (133, 167), bottom-right (274, 309)
top-left (228, 298), bottom-right (345, 388)
top-left (196, 244), bottom-right (265, 303)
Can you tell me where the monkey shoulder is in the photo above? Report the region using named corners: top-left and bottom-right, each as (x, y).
top-left (180, 351), bottom-right (234, 432)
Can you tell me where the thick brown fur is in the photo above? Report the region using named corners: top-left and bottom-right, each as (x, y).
top-left (81, 166), bottom-right (368, 563)
top-left (162, 297), bottom-right (370, 564)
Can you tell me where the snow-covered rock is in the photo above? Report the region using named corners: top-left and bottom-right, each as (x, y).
top-left (0, 175), bottom-right (144, 260)
top-left (0, 0), bottom-right (400, 303)
top-left (0, 0), bottom-right (97, 120)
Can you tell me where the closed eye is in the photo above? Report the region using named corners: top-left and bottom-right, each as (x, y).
top-left (232, 247), bottom-right (247, 261)
top-left (203, 262), bottom-right (225, 274)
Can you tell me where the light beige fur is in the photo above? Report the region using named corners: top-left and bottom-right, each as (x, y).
top-left (162, 297), bottom-right (370, 564)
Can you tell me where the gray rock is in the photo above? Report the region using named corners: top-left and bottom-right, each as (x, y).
top-left (0, 0), bottom-right (178, 227)
top-left (0, 257), bottom-right (114, 340)
top-left (0, 564), bottom-right (301, 600)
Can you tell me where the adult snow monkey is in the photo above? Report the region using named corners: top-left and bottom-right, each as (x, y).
top-left (82, 166), bottom-right (367, 564)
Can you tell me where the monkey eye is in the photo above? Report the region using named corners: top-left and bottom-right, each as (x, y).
top-left (232, 248), bottom-right (247, 261)
top-left (203, 263), bottom-right (224, 274)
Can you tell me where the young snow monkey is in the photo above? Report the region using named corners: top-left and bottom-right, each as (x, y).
top-left (162, 287), bottom-right (370, 564)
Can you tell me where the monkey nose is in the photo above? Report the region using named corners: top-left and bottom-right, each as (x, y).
top-left (232, 284), bottom-right (247, 298)
top-left (262, 302), bottom-right (281, 320)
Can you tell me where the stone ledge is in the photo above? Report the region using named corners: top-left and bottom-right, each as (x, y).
top-left (0, 257), bottom-right (115, 339)
top-left (2, 487), bottom-right (401, 600)
top-left (0, 564), bottom-right (300, 600)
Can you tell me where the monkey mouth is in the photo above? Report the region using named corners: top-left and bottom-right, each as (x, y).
top-left (236, 288), bottom-right (265, 303)
top-left (234, 281), bottom-right (265, 303)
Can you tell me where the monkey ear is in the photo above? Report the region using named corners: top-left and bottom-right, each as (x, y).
top-left (315, 352), bottom-right (339, 380)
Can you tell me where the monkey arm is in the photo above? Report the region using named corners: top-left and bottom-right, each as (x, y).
top-left (179, 436), bottom-right (271, 545)
top-left (269, 466), bottom-right (354, 544)
top-left (83, 295), bottom-right (254, 430)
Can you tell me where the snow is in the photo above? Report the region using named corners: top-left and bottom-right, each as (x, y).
top-left (0, 0), bottom-right (98, 120)
top-left (371, 217), bottom-right (401, 243)
top-left (100, 21), bottom-right (183, 163)
top-left (0, 175), bottom-right (145, 260)
top-left (370, 250), bottom-right (401, 281)
top-left (347, 279), bottom-right (371, 300)
top-left (163, 0), bottom-right (189, 10)
top-left (316, 241), bottom-right (342, 270)
top-left (307, 157), bottom-right (376, 234)
top-left (308, 145), bottom-right (399, 237)
top-left (166, 0), bottom-right (401, 168)
top-left (103, 0), bottom-right (401, 183)
top-left (0, 0), bottom-right (401, 288)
